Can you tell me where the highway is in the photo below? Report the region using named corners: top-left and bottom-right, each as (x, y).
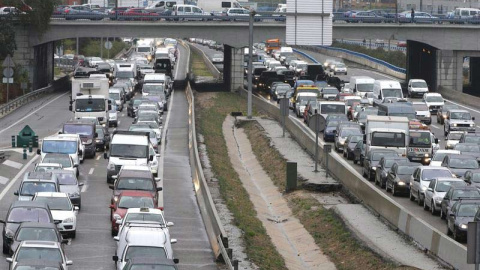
top-left (0, 41), bottom-right (218, 270)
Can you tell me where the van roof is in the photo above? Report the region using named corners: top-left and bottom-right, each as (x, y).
top-left (375, 80), bottom-right (401, 87)
top-left (44, 134), bottom-right (79, 141)
top-left (112, 134), bottom-right (149, 146)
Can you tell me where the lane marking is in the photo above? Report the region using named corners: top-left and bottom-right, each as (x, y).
top-left (445, 99), bottom-right (480, 115)
top-left (2, 160), bottom-right (23, 169)
top-left (0, 155), bottom-right (39, 201)
top-left (121, 114), bottom-right (125, 117)
top-left (81, 184), bottom-right (88, 193)
top-left (96, 155), bottom-right (101, 161)
top-left (0, 176), bottom-right (8, 185)
top-left (88, 168), bottom-right (94, 175)
top-left (431, 124), bottom-right (441, 130)
top-left (0, 92), bottom-right (68, 135)
top-left (118, 120), bottom-right (121, 125)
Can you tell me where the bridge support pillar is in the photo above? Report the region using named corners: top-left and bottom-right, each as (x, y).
top-left (12, 26), bottom-right (35, 91)
top-left (225, 46), bottom-right (244, 92)
top-left (436, 50), bottom-right (458, 92)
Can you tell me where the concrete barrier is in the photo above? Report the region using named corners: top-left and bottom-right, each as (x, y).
top-left (438, 85), bottom-right (480, 110)
top-left (188, 43), bottom-right (221, 80)
top-left (240, 89), bottom-right (472, 270)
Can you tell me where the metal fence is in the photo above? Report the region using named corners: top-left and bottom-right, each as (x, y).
top-left (335, 39), bottom-right (407, 52)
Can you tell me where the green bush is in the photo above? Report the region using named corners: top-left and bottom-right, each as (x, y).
top-left (332, 41), bottom-right (406, 68)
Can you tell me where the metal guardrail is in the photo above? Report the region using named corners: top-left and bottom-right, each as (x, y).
top-left (293, 49), bottom-right (319, 64)
top-left (332, 14), bottom-right (480, 24)
top-left (0, 76), bottom-right (70, 119)
top-left (335, 39), bottom-right (407, 52)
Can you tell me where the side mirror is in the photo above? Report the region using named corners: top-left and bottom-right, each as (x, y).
top-left (112, 175), bottom-right (118, 180)
top-left (156, 187), bottom-right (163, 191)
top-left (37, 149), bottom-right (41, 155)
top-left (473, 117), bottom-right (476, 121)
top-left (104, 152), bottom-right (108, 159)
top-left (109, 204), bottom-right (115, 209)
top-left (149, 155), bottom-right (154, 161)
top-left (78, 182), bottom-right (84, 187)
top-left (427, 187), bottom-right (433, 192)
top-left (173, 258), bottom-right (179, 264)
top-left (108, 185), bottom-right (114, 190)
top-left (166, 221), bottom-right (174, 227)
top-left (112, 255), bottom-right (119, 261)
top-left (54, 220), bottom-right (61, 225)
top-left (94, 133), bottom-right (98, 138)
top-left (449, 213), bottom-right (455, 217)
top-left (74, 206), bottom-right (79, 211)
top-left (171, 239), bottom-right (177, 244)
top-left (154, 177), bottom-right (161, 182)
top-left (113, 236), bottom-right (120, 241)
top-left (78, 149), bottom-right (83, 156)
top-left (13, 191), bottom-right (18, 196)
top-left (115, 219), bottom-right (122, 225)
top-left (73, 164), bottom-right (79, 168)
top-left (435, 138), bottom-right (439, 144)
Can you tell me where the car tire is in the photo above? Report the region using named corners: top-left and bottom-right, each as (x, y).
top-left (440, 209), bottom-right (446, 220)
top-left (392, 184), bottom-right (397, 196)
top-left (409, 189), bottom-right (415, 201)
top-left (431, 201), bottom-right (438, 215)
top-left (418, 192), bottom-right (423, 206)
top-left (453, 227), bottom-right (460, 241)
top-left (2, 243), bottom-right (9, 254)
top-left (353, 158), bottom-right (357, 164)
top-left (423, 199), bottom-right (429, 210)
top-left (385, 182), bottom-right (390, 192)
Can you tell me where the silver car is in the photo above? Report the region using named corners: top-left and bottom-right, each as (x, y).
top-left (423, 177), bottom-right (466, 215)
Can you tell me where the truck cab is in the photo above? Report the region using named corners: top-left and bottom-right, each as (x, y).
top-left (407, 129), bottom-right (438, 165)
top-left (366, 115), bottom-right (410, 157)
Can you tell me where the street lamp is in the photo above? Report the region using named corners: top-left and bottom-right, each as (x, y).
top-left (247, 9), bottom-right (255, 119)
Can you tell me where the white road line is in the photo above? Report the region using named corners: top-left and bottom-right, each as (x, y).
top-left (0, 92), bottom-right (68, 135)
top-left (430, 124), bottom-right (441, 130)
top-left (96, 155), bottom-right (101, 160)
top-left (2, 160), bottom-right (23, 169)
top-left (118, 120), bottom-right (121, 125)
top-left (445, 99), bottom-right (480, 115)
top-left (88, 168), bottom-right (94, 175)
top-left (121, 114), bottom-right (125, 117)
top-left (81, 184), bottom-right (88, 193)
top-left (0, 155), bottom-right (39, 201)
top-left (0, 176), bottom-right (9, 185)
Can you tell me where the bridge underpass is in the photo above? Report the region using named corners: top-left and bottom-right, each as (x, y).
top-left (407, 41), bottom-right (438, 92)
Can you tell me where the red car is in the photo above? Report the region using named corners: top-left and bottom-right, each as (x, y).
top-left (122, 8), bottom-right (159, 21)
top-left (109, 190), bottom-right (160, 236)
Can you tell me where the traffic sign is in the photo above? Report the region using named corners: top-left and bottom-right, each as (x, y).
top-left (104, 41), bottom-right (113, 50)
top-left (3, 67), bottom-right (14, 78)
top-left (2, 54), bottom-right (15, 68)
top-left (2, 78), bottom-right (13, 83)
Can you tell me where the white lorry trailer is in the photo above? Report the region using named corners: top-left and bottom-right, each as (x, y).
top-left (365, 115), bottom-right (410, 157)
top-left (70, 77), bottom-right (111, 125)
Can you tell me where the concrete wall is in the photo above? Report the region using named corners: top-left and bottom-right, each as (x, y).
top-left (230, 48), bottom-right (244, 92)
top-left (13, 26), bottom-right (34, 88)
top-left (239, 89), bottom-right (473, 270)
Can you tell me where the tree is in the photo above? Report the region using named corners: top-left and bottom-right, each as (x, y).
top-left (4, 0), bottom-right (57, 35)
top-left (0, 19), bottom-right (16, 59)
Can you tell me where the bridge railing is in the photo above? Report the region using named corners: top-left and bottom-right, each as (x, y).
top-left (335, 39), bottom-right (407, 52)
top-left (332, 14), bottom-right (480, 24)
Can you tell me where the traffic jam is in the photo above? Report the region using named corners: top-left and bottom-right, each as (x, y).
top-left (1, 38), bottom-right (179, 270)
top-left (229, 38), bottom-right (480, 243)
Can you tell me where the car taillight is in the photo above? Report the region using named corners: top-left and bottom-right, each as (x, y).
top-left (352, 14), bottom-right (356, 18)
top-left (65, 9), bottom-right (70, 13)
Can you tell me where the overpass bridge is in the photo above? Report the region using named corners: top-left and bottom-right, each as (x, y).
top-left (14, 20), bottom-right (480, 93)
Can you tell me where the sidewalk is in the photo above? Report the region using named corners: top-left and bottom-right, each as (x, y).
top-left (249, 117), bottom-right (444, 270)
top-left (224, 115), bottom-right (336, 270)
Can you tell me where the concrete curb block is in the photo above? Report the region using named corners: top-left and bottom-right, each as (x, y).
top-left (186, 84), bottom-right (234, 269)
top-left (438, 85), bottom-right (480, 110)
top-left (239, 89), bottom-right (471, 270)
top-left (188, 43), bottom-right (221, 80)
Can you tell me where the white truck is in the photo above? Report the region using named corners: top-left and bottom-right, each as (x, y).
top-left (350, 76), bottom-right (375, 97)
top-left (365, 115), bottom-right (410, 157)
top-left (70, 77), bottom-right (110, 125)
top-left (195, 0), bottom-right (244, 13)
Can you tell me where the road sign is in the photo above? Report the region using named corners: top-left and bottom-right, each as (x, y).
top-left (104, 41), bottom-right (113, 50)
top-left (2, 54), bottom-right (15, 68)
top-left (279, 98), bottom-right (289, 116)
top-left (2, 78), bottom-right (13, 83)
top-left (308, 114), bottom-right (326, 132)
top-left (3, 67), bottom-right (13, 78)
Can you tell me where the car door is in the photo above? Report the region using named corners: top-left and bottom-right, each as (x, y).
top-left (442, 188), bottom-right (453, 214)
top-left (387, 164), bottom-right (396, 187)
top-left (425, 179), bottom-right (436, 206)
top-left (448, 202), bottom-right (460, 231)
top-left (411, 168), bottom-right (420, 194)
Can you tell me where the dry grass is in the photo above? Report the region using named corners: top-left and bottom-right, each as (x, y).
top-left (191, 49), bottom-right (214, 77)
top-left (195, 92), bottom-right (287, 270)
top-left (243, 121), bottom-right (418, 270)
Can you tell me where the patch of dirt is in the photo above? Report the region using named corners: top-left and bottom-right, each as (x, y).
top-left (195, 92), bottom-right (217, 110)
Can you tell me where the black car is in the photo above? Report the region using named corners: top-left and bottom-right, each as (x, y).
top-left (441, 186), bottom-right (480, 220)
top-left (375, 156), bottom-right (408, 188)
top-left (95, 125), bottom-right (110, 151)
top-left (9, 222), bottom-right (66, 255)
top-left (344, 135), bottom-right (363, 160)
top-left (353, 141), bottom-right (366, 166)
top-left (123, 257), bottom-right (179, 270)
top-left (257, 71), bottom-right (280, 92)
top-left (127, 98), bottom-right (149, 117)
top-left (447, 199), bottom-right (480, 242)
top-left (0, 201), bottom-right (54, 254)
top-left (441, 154), bottom-right (480, 178)
top-left (385, 161), bottom-right (418, 196)
top-left (362, 149), bottom-right (399, 181)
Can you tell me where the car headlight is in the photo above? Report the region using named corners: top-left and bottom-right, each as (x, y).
top-left (108, 163), bottom-right (115, 170)
top-left (434, 197), bottom-right (442, 203)
top-left (424, 153), bottom-right (430, 157)
top-left (96, 139), bottom-right (102, 143)
top-left (113, 196), bottom-right (119, 202)
top-left (63, 217), bottom-right (74, 223)
top-left (83, 139), bottom-right (92, 145)
top-left (397, 181), bottom-right (406, 186)
top-left (443, 114), bottom-right (447, 119)
top-left (421, 185), bottom-right (427, 191)
top-left (453, 123), bottom-right (457, 127)
top-left (339, 141), bottom-right (345, 145)
top-left (460, 223), bottom-right (468, 229)
top-left (371, 167), bottom-right (377, 171)
top-left (471, 124), bottom-right (475, 127)
top-left (113, 214), bottom-right (121, 220)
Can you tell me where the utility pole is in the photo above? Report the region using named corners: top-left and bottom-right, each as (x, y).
top-left (247, 10), bottom-right (255, 119)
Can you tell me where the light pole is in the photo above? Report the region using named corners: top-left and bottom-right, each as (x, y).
top-left (247, 10), bottom-right (255, 119)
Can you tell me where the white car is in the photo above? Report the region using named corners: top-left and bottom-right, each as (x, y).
top-left (412, 102), bottom-right (432, 125)
top-left (116, 208), bottom-right (174, 236)
top-left (32, 192), bottom-right (79, 238)
top-left (211, 54), bottom-right (224, 63)
top-left (40, 153), bottom-right (79, 177)
top-left (409, 166), bottom-right (453, 205)
top-left (422, 93), bottom-right (444, 113)
top-left (333, 63), bottom-right (347, 75)
top-left (6, 241), bottom-right (73, 270)
top-left (407, 79), bottom-right (429, 98)
top-left (430, 150), bottom-right (460, 166)
top-left (34, 163), bottom-right (63, 173)
top-left (423, 177), bottom-right (465, 214)
top-left (445, 131), bottom-right (464, 149)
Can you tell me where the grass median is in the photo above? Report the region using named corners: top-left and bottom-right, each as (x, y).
top-left (242, 121), bottom-right (416, 270)
top-left (191, 48), bottom-right (214, 77)
top-left (195, 92), bottom-right (287, 270)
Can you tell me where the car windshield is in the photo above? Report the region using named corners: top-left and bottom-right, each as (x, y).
top-left (426, 96), bottom-right (443, 102)
top-left (75, 98), bottom-right (105, 112)
top-left (125, 213), bottom-right (165, 225)
top-left (413, 104), bottom-right (428, 111)
top-left (422, 169), bottom-right (453, 180)
top-left (453, 190), bottom-right (480, 199)
top-left (8, 208), bottom-right (51, 223)
top-left (20, 182), bottom-right (56, 196)
top-left (137, 47), bottom-right (150, 53)
top-left (16, 228), bottom-right (58, 242)
top-left (464, 137), bottom-right (480, 144)
top-left (143, 84), bottom-right (165, 94)
top-left (63, 124), bottom-right (92, 136)
top-left (116, 71), bottom-right (134, 78)
top-left (409, 132), bottom-right (431, 146)
top-left (109, 93), bottom-right (121, 100)
top-left (116, 178), bottom-right (154, 191)
top-left (55, 173), bottom-right (77, 185)
top-left (397, 165), bottom-right (416, 175)
top-left (118, 196), bottom-right (154, 209)
top-left (412, 81), bottom-right (427, 88)
top-left (348, 136), bottom-right (362, 144)
top-left (449, 158), bottom-right (479, 169)
top-left (34, 197), bottom-right (72, 211)
top-left (455, 144), bottom-right (480, 152)
top-left (110, 144), bottom-right (147, 158)
top-left (450, 112), bottom-right (471, 120)
top-left (16, 247), bottom-right (62, 262)
top-left (42, 157), bottom-right (71, 168)
top-left (42, 141), bottom-right (77, 154)
top-left (371, 132), bottom-right (405, 147)
top-left (457, 204), bottom-right (480, 217)
top-left (436, 181), bottom-right (465, 192)
top-left (125, 246), bottom-right (166, 261)
top-left (324, 89), bottom-right (339, 94)
top-left (382, 88), bottom-right (402, 98)
top-left (346, 99), bottom-right (361, 106)
top-left (372, 152), bottom-right (397, 161)
top-left (433, 152), bottom-right (450, 161)
top-left (448, 133), bottom-right (463, 140)
top-left (321, 104), bottom-right (345, 114)
top-left (96, 128), bottom-right (104, 137)
top-left (357, 83), bottom-right (374, 92)
top-left (340, 128), bottom-right (361, 138)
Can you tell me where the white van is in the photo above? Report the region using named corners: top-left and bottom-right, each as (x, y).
top-left (38, 134), bottom-right (85, 166)
top-left (350, 76), bottom-right (375, 97)
top-left (105, 131), bottom-right (157, 183)
top-left (317, 101), bottom-right (347, 119)
top-left (173, 4), bottom-right (209, 20)
top-left (372, 80), bottom-right (403, 105)
top-left (136, 41), bottom-right (154, 57)
top-left (154, 48), bottom-right (170, 59)
top-left (144, 73), bottom-right (166, 85)
top-left (454, 8), bottom-right (480, 19)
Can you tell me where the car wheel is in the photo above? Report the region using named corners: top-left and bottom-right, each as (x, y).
top-left (353, 158), bottom-right (357, 164)
top-left (453, 227), bottom-right (460, 241)
top-left (423, 199), bottom-right (429, 210)
top-left (385, 182), bottom-right (389, 192)
top-left (362, 167), bottom-right (367, 178)
top-left (418, 192), bottom-right (423, 206)
top-left (447, 224), bottom-right (452, 236)
top-left (431, 201), bottom-right (438, 215)
top-left (70, 231), bottom-right (76, 239)
top-left (3, 242), bottom-right (9, 254)
top-left (440, 209), bottom-right (446, 220)
top-left (374, 175), bottom-right (379, 185)
top-left (409, 189), bottom-right (415, 201)
top-left (343, 151), bottom-right (347, 157)
top-left (380, 178), bottom-right (385, 188)
top-left (392, 184), bottom-right (397, 196)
